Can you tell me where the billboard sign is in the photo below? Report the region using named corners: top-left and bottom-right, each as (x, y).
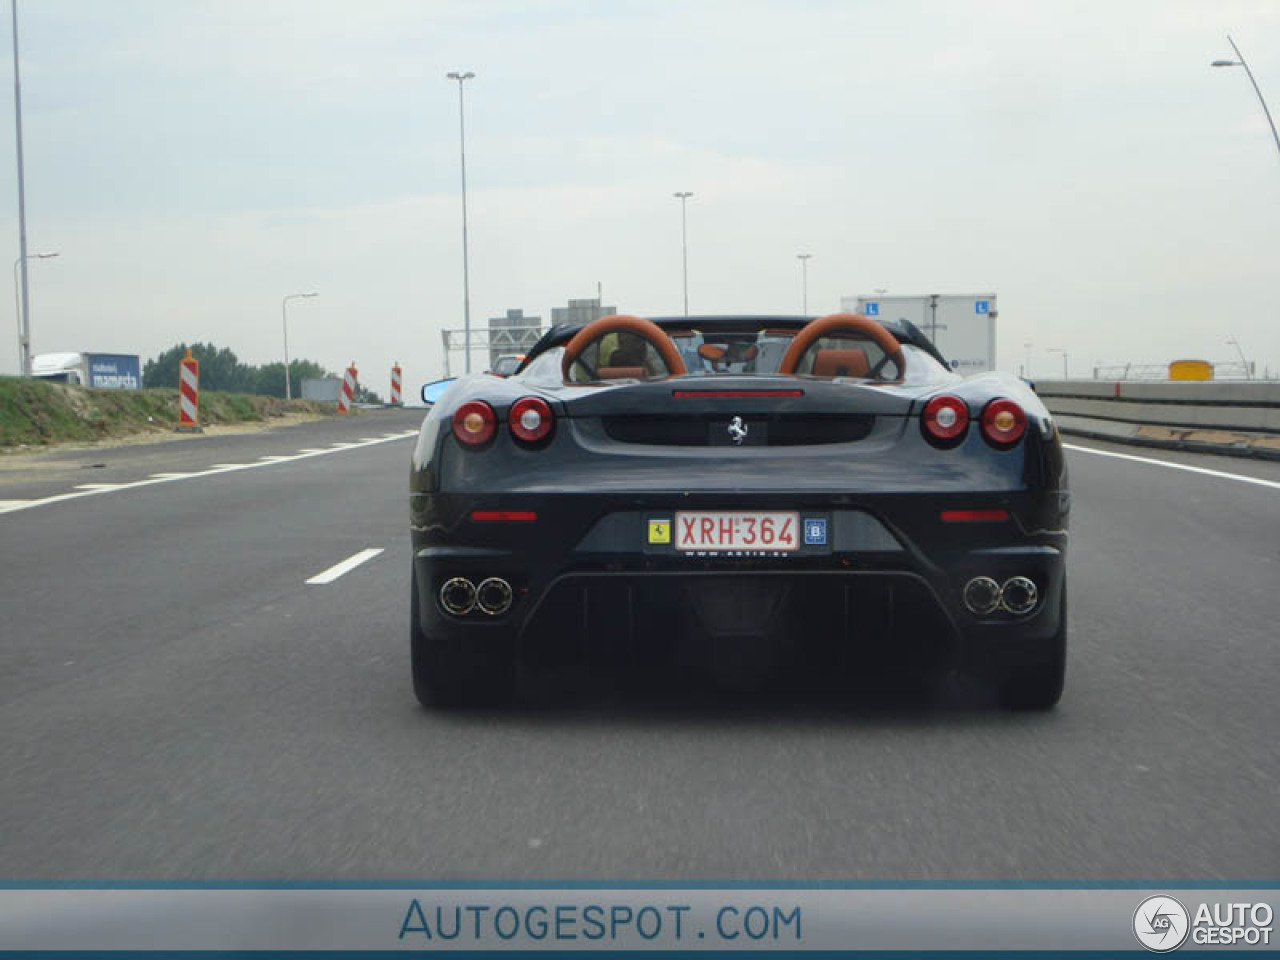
top-left (86, 354), bottom-right (141, 389)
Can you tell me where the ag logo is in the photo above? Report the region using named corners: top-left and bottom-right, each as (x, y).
top-left (1133, 895), bottom-right (1190, 952)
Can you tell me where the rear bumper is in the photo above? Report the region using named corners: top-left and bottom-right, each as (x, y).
top-left (412, 489), bottom-right (1068, 670)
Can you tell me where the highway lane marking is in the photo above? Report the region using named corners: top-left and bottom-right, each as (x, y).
top-left (73, 483), bottom-right (122, 491)
top-left (0, 430), bottom-right (420, 517)
top-left (1064, 443), bottom-right (1280, 491)
top-left (306, 547), bottom-right (385, 585)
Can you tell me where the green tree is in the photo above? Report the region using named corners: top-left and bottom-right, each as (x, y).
top-left (143, 343), bottom-right (253, 392)
top-left (145, 343), bottom-right (331, 397)
top-left (254, 360), bottom-right (333, 398)
top-left (354, 383), bottom-right (384, 405)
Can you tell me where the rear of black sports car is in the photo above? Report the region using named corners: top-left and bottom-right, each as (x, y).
top-left (410, 315), bottom-right (1070, 709)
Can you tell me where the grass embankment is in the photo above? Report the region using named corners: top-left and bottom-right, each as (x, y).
top-left (0, 377), bottom-right (335, 448)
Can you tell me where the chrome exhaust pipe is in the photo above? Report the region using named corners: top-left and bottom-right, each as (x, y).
top-left (439, 577), bottom-right (477, 616)
top-left (475, 577), bottom-right (513, 616)
top-left (963, 576), bottom-right (1002, 616)
top-left (1000, 576), bottom-right (1038, 615)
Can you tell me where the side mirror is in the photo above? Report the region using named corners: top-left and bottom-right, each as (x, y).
top-left (421, 378), bottom-right (456, 407)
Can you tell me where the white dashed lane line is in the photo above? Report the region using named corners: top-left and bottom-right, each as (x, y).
top-left (305, 548), bottom-right (385, 585)
top-left (0, 430), bottom-right (419, 517)
top-left (1064, 443), bottom-right (1280, 491)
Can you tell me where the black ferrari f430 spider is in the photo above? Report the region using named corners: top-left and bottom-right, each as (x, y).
top-left (410, 313), bottom-right (1069, 709)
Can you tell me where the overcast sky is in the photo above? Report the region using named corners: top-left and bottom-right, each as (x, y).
top-left (2, 0), bottom-right (1278, 392)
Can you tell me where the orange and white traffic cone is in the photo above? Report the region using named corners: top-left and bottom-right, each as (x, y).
top-left (390, 362), bottom-right (402, 406)
top-left (338, 362), bottom-right (358, 414)
top-left (176, 349), bottom-right (203, 433)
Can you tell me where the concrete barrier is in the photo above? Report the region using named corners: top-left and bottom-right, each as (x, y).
top-left (1033, 380), bottom-right (1280, 460)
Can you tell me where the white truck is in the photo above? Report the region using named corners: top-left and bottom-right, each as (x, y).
top-left (30, 352), bottom-right (142, 388)
top-left (841, 293), bottom-right (997, 375)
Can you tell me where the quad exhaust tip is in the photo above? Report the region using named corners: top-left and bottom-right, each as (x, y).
top-left (476, 577), bottom-right (514, 616)
top-left (439, 577), bottom-right (477, 616)
top-left (963, 576), bottom-right (1002, 616)
top-left (1000, 576), bottom-right (1038, 615)
top-left (962, 575), bottom-right (1039, 616)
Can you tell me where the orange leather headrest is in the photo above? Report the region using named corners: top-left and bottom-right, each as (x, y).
top-left (812, 348), bottom-right (869, 378)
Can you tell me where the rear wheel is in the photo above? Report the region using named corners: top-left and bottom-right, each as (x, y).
top-left (411, 567), bottom-right (514, 707)
top-left (995, 586), bottom-right (1067, 711)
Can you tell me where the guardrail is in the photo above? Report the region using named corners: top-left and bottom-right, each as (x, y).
top-left (1033, 379), bottom-right (1280, 460)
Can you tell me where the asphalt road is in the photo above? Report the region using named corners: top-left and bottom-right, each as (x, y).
top-left (1, 411), bottom-right (1277, 880)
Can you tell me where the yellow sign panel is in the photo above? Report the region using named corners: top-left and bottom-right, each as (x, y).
top-left (1169, 359), bottom-right (1213, 381)
top-left (647, 518), bottom-right (671, 544)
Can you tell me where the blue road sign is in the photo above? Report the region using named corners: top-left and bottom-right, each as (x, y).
top-left (975, 300), bottom-right (990, 314)
top-left (864, 302), bottom-right (880, 316)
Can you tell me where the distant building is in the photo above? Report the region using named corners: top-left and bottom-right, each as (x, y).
top-left (550, 298), bottom-right (616, 328)
top-left (487, 308), bottom-right (543, 369)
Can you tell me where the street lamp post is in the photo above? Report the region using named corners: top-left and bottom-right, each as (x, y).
top-left (447, 71), bottom-right (475, 372)
top-left (10, 0), bottom-right (32, 375)
top-left (796, 253), bottom-right (813, 315)
top-left (1212, 36), bottom-right (1280, 161)
top-left (1048, 347), bottom-right (1068, 379)
top-left (673, 191), bottom-right (693, 316)
top-left (13, 250), bottom-right (56, 372)
top-left (1226, 336), bottom-right (1251, 379)
top-left (1024, 340), bottom-right (1032, 379)
top-left (282, 292), bottom-right (318, 400)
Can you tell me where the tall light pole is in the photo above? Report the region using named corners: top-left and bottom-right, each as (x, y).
top-left (796, 253), bottom-right (813, 315)
top-left (282, 292), bottom-right (318, 400)
top-left (1212, 37), bottom-right (1280, 162)
top-left (673, 191), bottom-right (693, 316)
top-left (447, 71), bottom-right (475, 372)
top-left (1023, 340), bottom-right (1032, 379)
top-left (10, 0), bottom-right (32, 375)
top-left (13, 249), bottom-right (55, 372)
top-left (1226, 336), bottom-right (1251, 379)
top-left (1048, 347), bottom-right (1068, 379)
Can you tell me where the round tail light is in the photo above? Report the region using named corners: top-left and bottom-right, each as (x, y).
top-left (508, 396), bottom-right (554, 444)
top-left (452, 400), bottom-right (497, 447)
top-left (921, 394), bottom-right (970, 445)
top-left (981, 399), bottom-right (1027, 447)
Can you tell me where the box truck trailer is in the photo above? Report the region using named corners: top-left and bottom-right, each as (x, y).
top-left (30, 352), bottom-right (142, 389)
top-left (840, 293), bottom-right (997, 374)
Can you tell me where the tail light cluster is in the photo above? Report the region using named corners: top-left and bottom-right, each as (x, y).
top-left (452, 397), bottom-right (555, 448)
top-left (921, 395), bottom-right (1028, 449)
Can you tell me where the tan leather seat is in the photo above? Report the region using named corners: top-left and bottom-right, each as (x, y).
top-left (812, 348), bottom-right (869, 378)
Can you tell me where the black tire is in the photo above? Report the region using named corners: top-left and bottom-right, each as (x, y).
top-left (411, 567), bottom-right (514, 708)
top-left (996, 585), bottom-right (1067, 711)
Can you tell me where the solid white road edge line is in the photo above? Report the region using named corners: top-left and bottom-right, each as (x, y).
top-left (305, 547), bottom-right (385, 585)
top-left (0, 430), bottom-right (419, 517)
top-left (1064, 443), bottom-right (1280, 491)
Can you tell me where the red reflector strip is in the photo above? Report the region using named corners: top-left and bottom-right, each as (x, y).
top-left (940, 509), bottom-right (1010, 523)
top-left (471, 511), bottom-right (537, 523)
top-left (671, 390), bottom-right (804, 398)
